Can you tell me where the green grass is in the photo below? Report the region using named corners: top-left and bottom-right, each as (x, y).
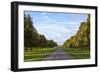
top-left (63, 47), bottom-right (90, 59)
top-left (24, 47), bottom-right (56, 62)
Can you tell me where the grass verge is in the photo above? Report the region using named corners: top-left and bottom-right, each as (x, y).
top-left (24, 47), bottom-right (56, 62)
top-left (63, 47), bottom-right (90, 59)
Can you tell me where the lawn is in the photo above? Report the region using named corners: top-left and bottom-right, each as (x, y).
top-left (63, 47), bottom-right (90, 59)
top-left (24, 47), bottom-right (56, 62)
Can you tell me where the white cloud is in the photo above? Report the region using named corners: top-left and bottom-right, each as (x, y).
top-left (42, 12), bottom-right (80, 25)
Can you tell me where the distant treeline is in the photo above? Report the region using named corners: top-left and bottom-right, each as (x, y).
top-left (63, 15), bottom-right (90, 48)
top-left (24, 14), bottom-right (57, 51)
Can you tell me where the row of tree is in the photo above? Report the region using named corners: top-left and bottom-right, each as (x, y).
top-left (63, 15), bottom-right (90, 48)
top-left (24, 14), bottom-right (57, 51)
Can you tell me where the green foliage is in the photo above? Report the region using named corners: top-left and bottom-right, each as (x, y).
top-left (63, 15), bottom-right (90, 48)
top-left (24, 14), bottom-right (57, 51)
top-left (47, 40), bottom-right (57, 47)
top-left (24, 14), bottom-right (36, 50)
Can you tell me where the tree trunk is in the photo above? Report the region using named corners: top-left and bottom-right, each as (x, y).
top-left (31, 47), bottom-right (32, 51)
top-left (25, 47), bottom-right (28, 51)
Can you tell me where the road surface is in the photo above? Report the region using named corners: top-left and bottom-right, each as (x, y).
top-left (45, 48), bottom-right (72, 61)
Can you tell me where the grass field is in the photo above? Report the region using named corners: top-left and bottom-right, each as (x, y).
top-left (63, 47), bottom-right (90, 59)
top-left (24, 47), bottom-right (56, 62)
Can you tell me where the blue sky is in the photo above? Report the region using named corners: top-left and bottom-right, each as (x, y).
top-left (25, 11), bottom-right (88, 45)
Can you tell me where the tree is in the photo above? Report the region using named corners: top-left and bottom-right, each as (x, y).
top-left (24, 13), bottom-right (57, 51)
top-left (37, 34), bottom-right (47, 47)
top-left (63, 14), bottom-right (90, 48)
top-left (24, 14), bottom-right (37, 51)
top-left (47, 40), bottom-right (57, 47)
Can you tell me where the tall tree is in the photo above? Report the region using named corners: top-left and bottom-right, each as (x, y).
top-left (63, 15), bottom-right (90, 48)
top-left (24, 14), bottom-right (57, 51)
top-left (24, 14), bottom-right (37, 51)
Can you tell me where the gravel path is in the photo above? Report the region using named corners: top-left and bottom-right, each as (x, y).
top-left (45, 48), bottom-right (72, 61)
